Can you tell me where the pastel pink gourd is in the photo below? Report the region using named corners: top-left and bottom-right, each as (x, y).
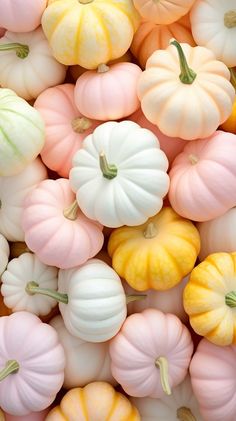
top-left (34, 84), bottom-right (100, 178)
top-left (0, 1), bottom-right (47, 32)
top-left (74, 63), bottom-right (142, 121)
top-left (5, 409), bottom-right (49, 421)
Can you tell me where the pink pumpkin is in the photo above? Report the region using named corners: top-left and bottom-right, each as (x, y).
top-left (109, 309), bottom-right (193, 398)
top-left (74, 63), bottom-right (142, 121)
top-left (169, 131), bottom-right (236, 222)
top-left (129, 109), bottom-right (186, 165)
top-left (22, 178), bottom-right (104, 269)
top-left (190, 338), bottom-right (236, 421)
top-left (5, 409), bottom-right (49, 421)
top-left (0, 28), bottom-right (5, 38)
top-left (0, 1), bottom-right (47, 32)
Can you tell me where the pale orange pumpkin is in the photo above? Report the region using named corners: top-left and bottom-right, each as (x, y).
top-left (133, 0), bottom-right (196, 25)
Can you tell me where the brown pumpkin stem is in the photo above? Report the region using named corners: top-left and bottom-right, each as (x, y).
top-left (126, 294), bottom-right (146, 304)
top-left (143, 222), bottom-right (158, 239)
top-left (63, 200), bottom-right (79, 220)
top-left (229, 68), bottom-right (236, 91)
top-left (225, 291), bottom-right (236, 307)
top-left (170, 40), bottom-right (197, 85)
top-left (188, 154), bottom-right (198, 165)
top-left (99, 152), bottom-right (118, 180)
top-left (177, 407), bottom-right (196, 421)
top-left (97, 64), bottom-right (110, 73)
top-left (224, 10), bottom-right (236, 28)
top-left (155, 356), bottom-right (171, 395)
top-left (71, 117), bottom-right (92, 133)
top-left (26, 281), bottom-right (69, 304)
top-left (0, 43), bottom-right (29, 59)
top-left (0, 360), bottom-right (19, 382)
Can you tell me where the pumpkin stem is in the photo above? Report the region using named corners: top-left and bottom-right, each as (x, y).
top-left (224, 10), bottom-right (236, 28)
top-left (229, 68), bottom-right (236, 91)
top-left (189, 154), bottom-right (198, 165)
top-left (79, 0), bottom-right (94, 3)
top-left (26, 281), bottom-right (68, 304)
top-left (126, 294), bottom-right (146, 304)
top-left (155, 356), bottom-right (171, 396)
top-left (0, 360), bottom-right (19, 382)
top-left (99, 152), bottom-right (118, 180)
top-left (225, 291), bottom-right (236, 307)
top-left (71, 117), bottom-right (92, 134)
top-left (143, 222), bottom-right (158, 239)
top-left (63, 200), bottom-right (79, 220)
top-left (170, 40), bottom-right (197, 85)
top-left (0, 43), bottom-right (29, 59)
top-left (97, 64), bottom-right (110, 73)
top-left (177, 407), bottom-right (196, 421)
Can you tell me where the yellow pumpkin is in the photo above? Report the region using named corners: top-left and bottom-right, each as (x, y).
top-left (184, 252), bottom-right (236, 346)
top-left (45, 382), bottom-right (140, 420)
top-left (108, 207), bottom-right (200, 291)
top-left (221, 68), bottom-right (236, 134)
top-left (42, 0), bottom-right (140, 68)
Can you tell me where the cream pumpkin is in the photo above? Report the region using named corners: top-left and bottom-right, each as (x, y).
top-left (133, 0), bottom-right (195, 25)
top-left (0, 235), bottom-right (9, 276)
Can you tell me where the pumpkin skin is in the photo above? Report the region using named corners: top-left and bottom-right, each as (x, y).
top-left (5, 409), bottom-right (49, 421)
top-left (190, 0), bottom-right (236, 67)
top-left (50, 315), bottom-right (116, 389)
top-left (70, 121), bottom-right (169, 228)
top-left (108, 207), bottom-right (200, 291)
top-left (45, 382), bottom-right (140, 421)
top-left (0, 311), bottom-right (65, 416)
top-left (184, 252), bottom-right (236, 346)
top-left (34, 84), bottom-right (100, 178)
top-left (109, 309), bottom-right (193, 398)
top-left (74, 63), bottom-right (142, 121)
top-left (22, 178), bottom-right (104, 269)
top-left (131, 14), bottom-right (195, 69)
top-left (0, 235), bottom-right (9, 276)
top-left (0, 89), bottom-right (45, 176)
top-left (221, 96), bottom-right (236, 134)
top-left (0, 0), bottom-right (47, 33)
top-left (133, 0), bottom-right (195, 25)
top-left (0, 28), bottom-right (66, 100)
top-left (169, 131), bottom-right (236, 222)
top-left (138, 43), bottom-right (235, 140)
top-left (0, 158), bottom-right (47, 242)
top-left (41, 0), bottom-right (140, 68)
top-left (190, 338), bottom-right (236, 421)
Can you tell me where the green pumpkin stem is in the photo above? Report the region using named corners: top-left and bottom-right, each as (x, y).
top-left (0, 360), bottom-right (20, 382)
top-left (155, 356), bottom-right (171, 395)
top-left (0, 43), bottom-right (29, 59)
top-left (224, 10), bottom-right (236, 28)
top-left (126, 294), bottom-right (146, 304)
top-left (99, 152), bottom-right (118, 180)
top-left (26, 281), bottom-right (68, 304)
top-left (229, 68), bottom-right (236, 91)
top-left (170, 40), bottom-right (197, 85)
top-left (177, 407), bottom-right (196, 421)
top-left (225, 291), bottom-right (236, 307)
top-left (63, 200), bottom-right (79, 220)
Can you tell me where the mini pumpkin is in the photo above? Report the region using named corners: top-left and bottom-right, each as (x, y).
top-left (133, 0), bottom-right (195, 25)
top-left (0, 0), bottom-right (47, 33)
top-left (0, 235), bottom-right (9, 276)
top-left (4, 409), bottom-right (49, 421)
top-left (221, 69), bottom-right (236, 134)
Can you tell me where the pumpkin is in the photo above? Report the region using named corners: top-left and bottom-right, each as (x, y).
top-left (9, 242), bottom-right (31, 259)
top-left (131, 14), bottom-right (195, 69)
top-left (169, 131), bottom-right (236, 222)
top-left (0, 28), bottom-right (66, 101)
top-left (5, 409), bottom-right (49, 421)
top-left (131, 374), bottom-right (203, 421)
top-left (190, 0), bottom-right (236, 67)
top-left (108, 207), bottom-right (200, 291)
top-left (221, 97), bottom-right (236, 134)
top-left (21, 178), bottom-right (104, 269)
top-left (183, 252), bottom-right (236, 346)
top-left (138, 41), bottom-right (235, 140)
top-left (69, 121), bottom-right (169, 228)
top-left (41, 0), bottom-right (140, 68)
top-left (34, 84), bottom-right (100, 178)
top-left (109, 309), bottom-right (193, 398)
top-left (129, 108), bottom-right (186, 165)
top-left (0, 158), bottom-right (47, 242)
top-left (0, 89), bottom-right (45, 176)
top-left (0, 295), bottom-right (12, 317)
top-left (0, 0), bottom-right (47, 33)
top-left (50, 315), bottom-right (116, 389)
top-left (0, 311), bottom-right (65, 416)
top-left (74, 63), bottom-right (142, 121)
top-left (0, 235), bottom-right (9, 276)
top-left (133, 0), bottom-right (195, 25)
top-left (190, 338), bottom-right (236, 421)
top-left (45, 382), bottom-right (140, 421)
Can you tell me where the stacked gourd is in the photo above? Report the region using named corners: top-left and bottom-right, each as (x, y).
top-left (0, 0), bottom-right (236, 419)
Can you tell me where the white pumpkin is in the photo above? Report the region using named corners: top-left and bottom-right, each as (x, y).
top-left (0, 88), bottom-right (45, 176)
top-left (50, 315), bottom-right (116, 389)
top-left (69, 121), bottom-right (169, 228)
top-left (131, 374), bottom-right (203, 421)
top-left (1, 252), bottom-right (58, 316)
top-left (0, 158), bottom-right (47, 241)
top-left (190, 0), bottom-right (236, 67)
top-left (0, 27), bottom-right (66, 100)
top-left (0, 234), bottom-right (9, 276)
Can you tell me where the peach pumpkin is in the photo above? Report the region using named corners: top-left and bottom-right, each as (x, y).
top-left (74, 63), bottom-right (142, 121)
top-left (34, 84), bottom-right (100, 178)
top-left (0, 1), bottom-right (47, 33)
top-left (133, 0), bottom-right (196, 25)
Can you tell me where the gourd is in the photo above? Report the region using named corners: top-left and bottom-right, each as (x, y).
top-left (4, 409), bottom-right (49, 421)
top-left (221, 69), bottom-right (236, 134)
top-left (0, 0), bottom-right (47, 33)
top-left (0, 235), bottom-right (9, 276)
top-left (133, 0), bottom-right (195, 25)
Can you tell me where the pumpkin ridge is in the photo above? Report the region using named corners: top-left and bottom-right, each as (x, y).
top-left (105, 389), bottom-right (119, 419)
top-left (97, 1), bottom-right (136, 32)
top-left (0, 107), bottom-right (44, 132)
top-left (92, 7), bottom-right (112, 57)
top-left (79, 388), bottom-right (89, 421)
top-left (0, 126), bottom-right (23, 157)
top-left (47, 8), bottom-right (74, 41)
top-left (74, 7), bottom-right (84, 62)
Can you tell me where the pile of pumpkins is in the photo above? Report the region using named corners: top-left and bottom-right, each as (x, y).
top-left (0, 0), bottom-right (236, 420)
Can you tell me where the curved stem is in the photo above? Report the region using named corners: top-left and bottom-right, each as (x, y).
top-left (224, 10), bottom-right (236, 28)
top-left (79, 0), bottom-right (94, 3)
top-left (170, 40), bottom-right (196, 84)
top-left (143, 222), bottom-right (158, 239)
top-left (229, 68), bottom-right (236, 91)
top-left (126, 294), bottom-right (146, 304)
top-left (99, 152), bottom-right (117, 180)
top-left (0, 43), bottom-right (29, 59)
top-left (98, 64), bottom-right (110, 73)
top-left (177, 407), bottom-right (196, 421)
top-left (189, 154), bottom-right (198, 165)
top-left (63, 200), bottom-right (79, 220)
top-left (0, 360), bottom-right (19, 382)
top-left (71, 117), bottom-right (92, 134)
top-left (225, 291), bottom-right (236, 307)
top-left (26, 281), bottom-right (68, 304)
top-left (155, 356), bottom-right (171, 395)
